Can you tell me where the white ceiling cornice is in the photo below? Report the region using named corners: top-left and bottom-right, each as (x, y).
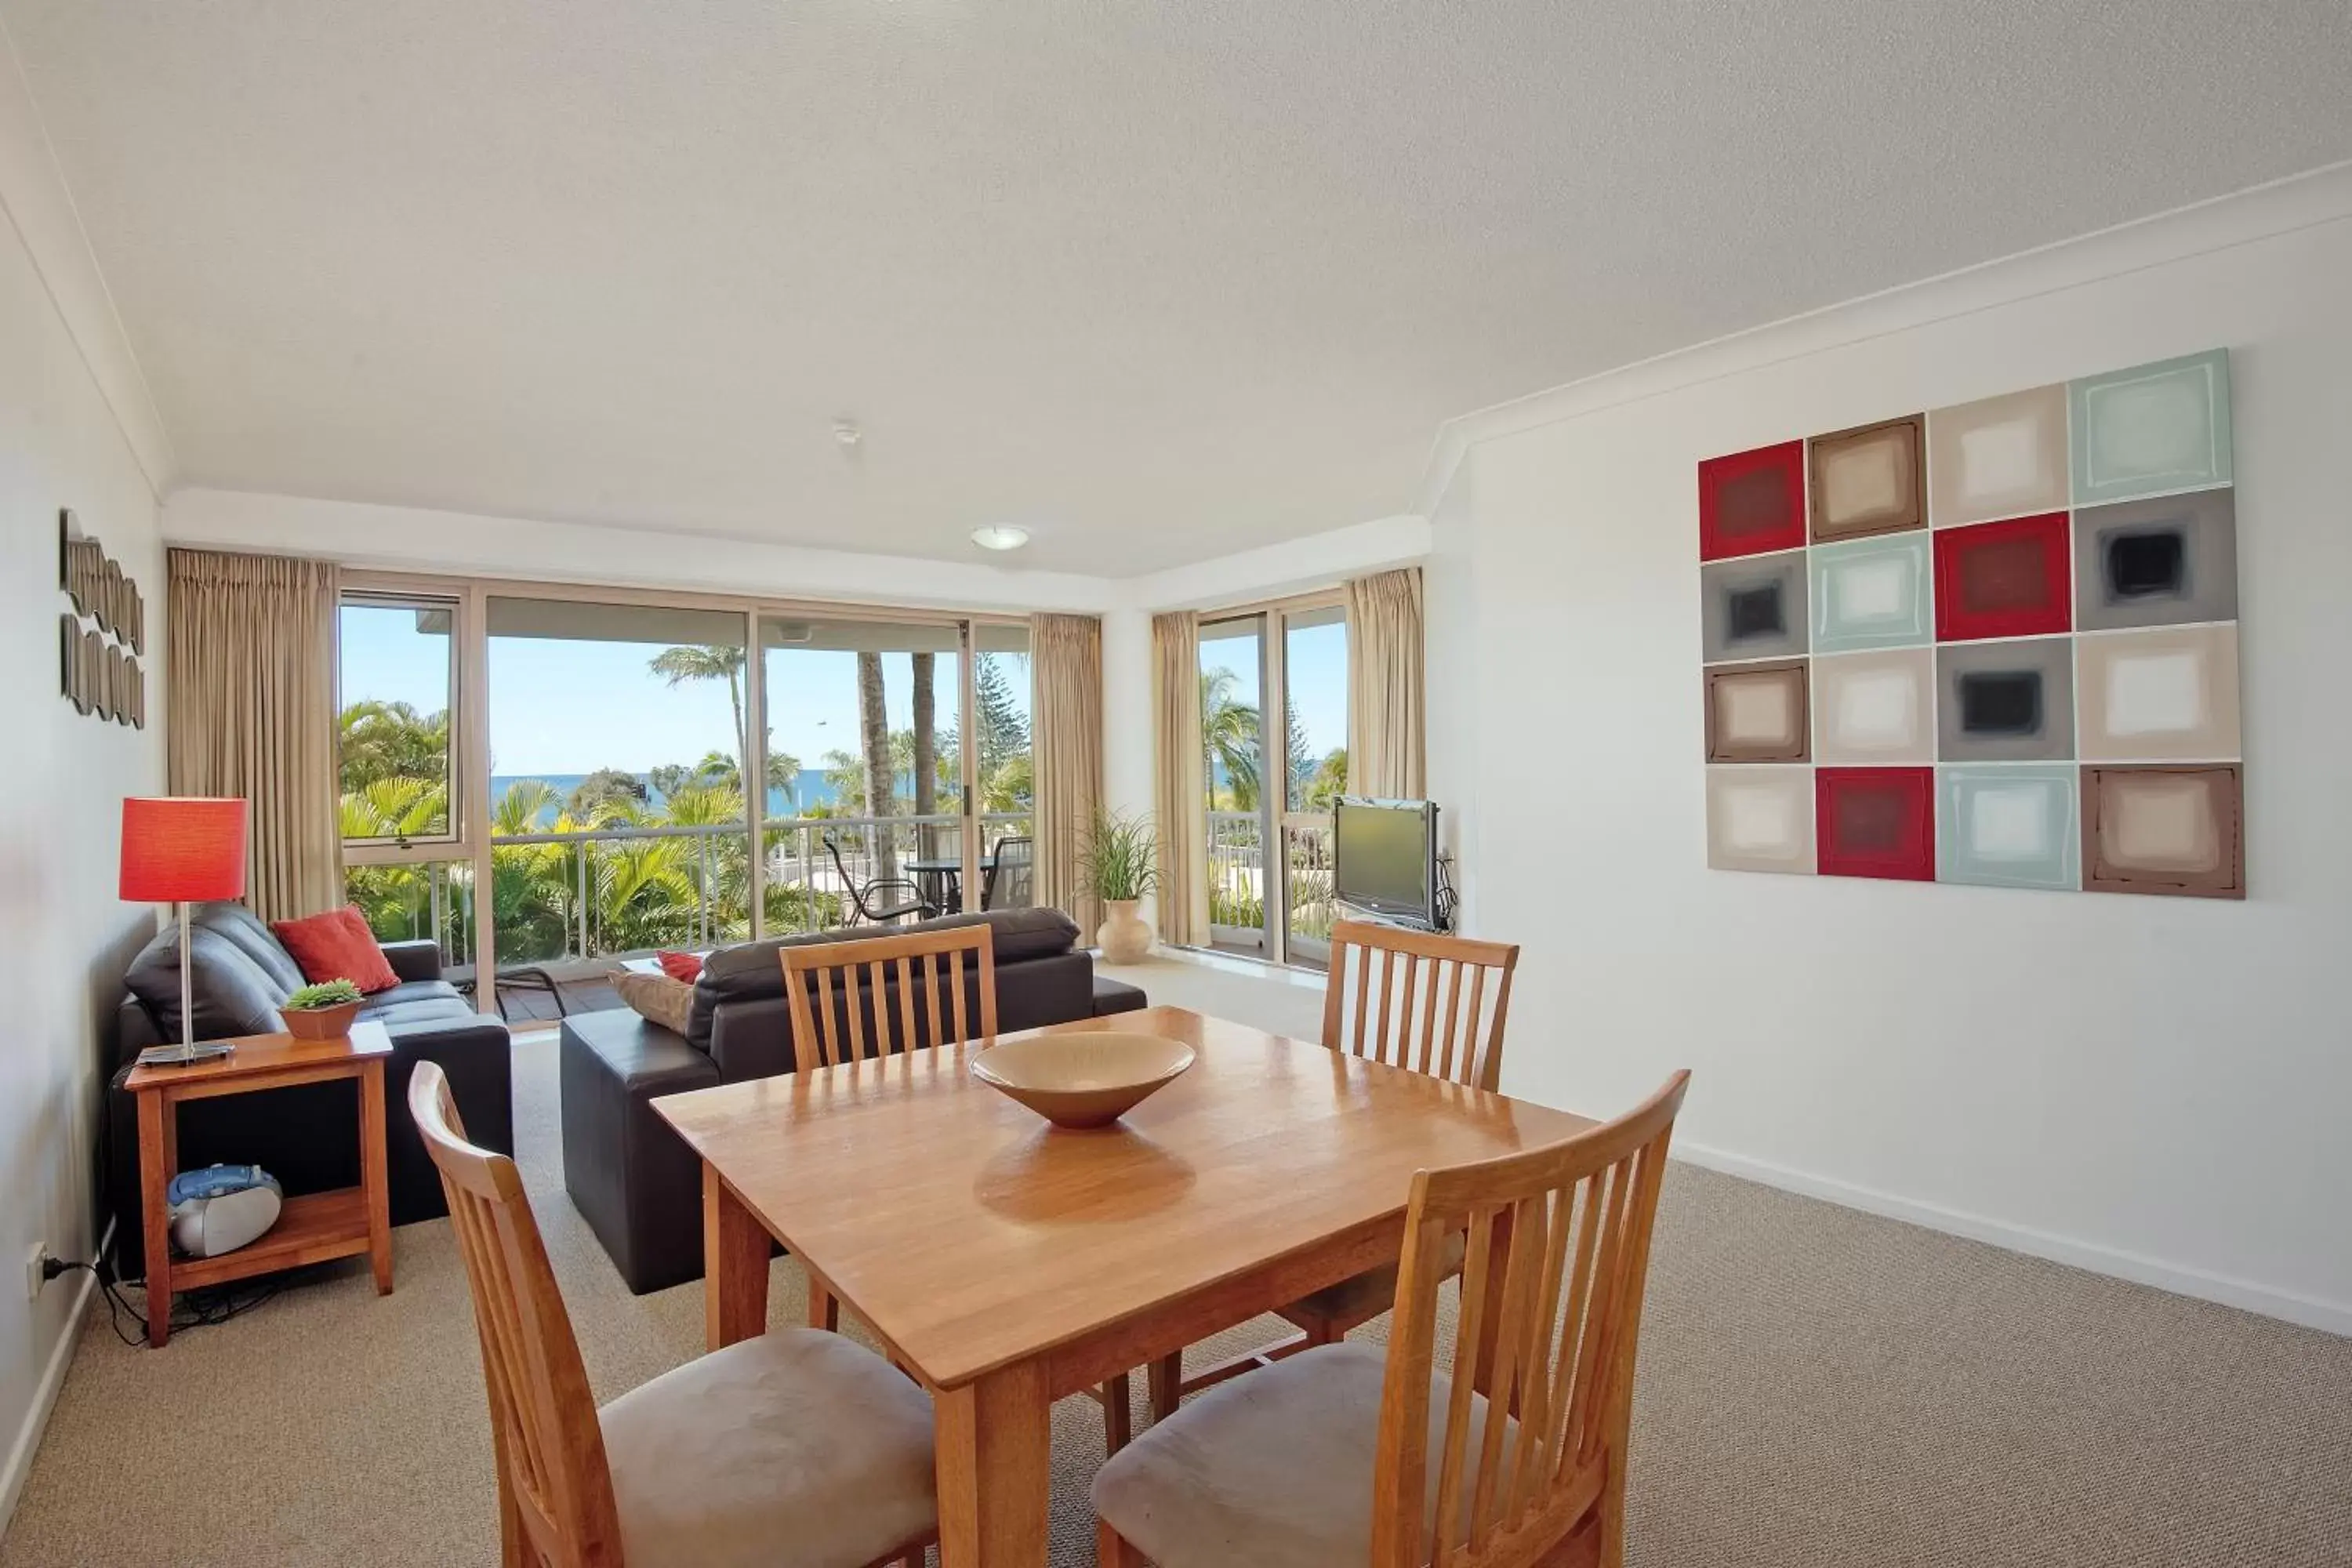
top-left (1418, 159), bottom-right (2352, 513)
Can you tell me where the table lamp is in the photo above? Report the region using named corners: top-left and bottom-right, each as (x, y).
top-left (120, 797), bottom-right (249, 1048)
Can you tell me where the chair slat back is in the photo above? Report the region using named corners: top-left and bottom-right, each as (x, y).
top-left (985, 835), bottom-right (1035, 910)
top-left (782, 922), bottom-right (999, 1072)
top-left (1323, 920), bottom-right (1520, 1091)
top-left (1371, 1071), bottom-right (1689, 1568)
top-left (409, 1062), bottom-right (620, 1568)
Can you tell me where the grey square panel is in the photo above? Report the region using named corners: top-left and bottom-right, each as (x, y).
top-left (2074, 488), bottom-right (2238, 632)
top-left (1700, 551), bottom-right (1807, 663)
top-left (1936, 637), bottom-right (2074, 761)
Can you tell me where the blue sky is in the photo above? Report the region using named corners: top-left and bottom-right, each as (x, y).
top-left (340, 603), bottom-right (1345, 779)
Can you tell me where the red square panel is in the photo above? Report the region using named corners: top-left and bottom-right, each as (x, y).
top-left (1817, 768), bottom-right (1934, 880)
top-left (1699, 441), bottom-right (1806, 561)
top-left (1933, 512), bottom-right (2072, 641)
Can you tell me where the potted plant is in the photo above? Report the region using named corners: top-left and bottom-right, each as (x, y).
top-left (281, 979), bottom-right (365, 1041)
top-left (1080, 810), bottom-right (1160, 964)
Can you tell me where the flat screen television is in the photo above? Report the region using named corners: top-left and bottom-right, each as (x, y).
top-left (1332, 797), bottom-right (1440, 930)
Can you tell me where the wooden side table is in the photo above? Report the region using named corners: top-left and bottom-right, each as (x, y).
top-left (125, 1021), bottom-right (396, 1347)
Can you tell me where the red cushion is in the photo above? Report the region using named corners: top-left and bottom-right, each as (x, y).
top-left (270, 905), bottom-right (401, 993)
top-left (655, 949), bottom-right (704, 983)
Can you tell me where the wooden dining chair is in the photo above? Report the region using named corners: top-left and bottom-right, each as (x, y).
top-left (1093, 1069), bottom-right (1690, 1568)
top-left (408, 1061), bottom-right (939, 1568)
top-left (1324, 919), bottom-right (1521, 1093)
top-left (782, 921), bottom-right (1000, 1072)
top-left (780, 922), bottom-right (1152, 1454)
top-left (1171, 921), bottom-right (1523, 1403)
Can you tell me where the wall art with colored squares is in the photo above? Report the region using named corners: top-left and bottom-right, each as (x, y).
top-left (1698, 349), bottom-right (2244, 898)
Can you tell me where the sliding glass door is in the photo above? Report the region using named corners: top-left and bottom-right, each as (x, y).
top-left (1196, 597), bottom-right (1348, 969)
top-left (335, 576), bottom-right (1038, 1018)
top-left (1280, 604), bottom-right (1348, 967)
top-left (1200, 614), bottom-right (1269, 955)
top-left (481, 597), bottom-right (754, 1015)
top-left (756, 614), bottom-right (968, 933)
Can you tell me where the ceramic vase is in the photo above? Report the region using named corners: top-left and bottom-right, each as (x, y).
top-left (1097, 898), bottom-right (1152, 964)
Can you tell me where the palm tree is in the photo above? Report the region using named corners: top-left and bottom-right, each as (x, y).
top-left (856, 651), bottom-right (896, 879)
top-left (648, 644), bottom-right (748, 780)
top-left (911, 651), bottom-right (939, 858)
top-left (1200, 667), bottom-right (1261, 811)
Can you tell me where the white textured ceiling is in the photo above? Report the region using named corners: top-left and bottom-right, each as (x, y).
top-left (6, 2), bottom-right (2350, 575)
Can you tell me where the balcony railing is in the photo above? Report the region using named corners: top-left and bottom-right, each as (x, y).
top-left (350, 811), bottom-right (1038, 983)
top-left (479, 811), bottom-right (1036, 967)
top-left (1206, 808), bottom-right (1335, 968)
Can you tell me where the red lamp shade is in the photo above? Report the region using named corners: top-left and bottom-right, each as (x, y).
top-left (120, 797), bottom-right (249, 903)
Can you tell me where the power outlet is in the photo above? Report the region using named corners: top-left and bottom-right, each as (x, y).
top-left (24, 1243), bottom-right (49, 1303)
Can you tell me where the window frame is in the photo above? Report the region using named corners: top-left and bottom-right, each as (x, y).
top-left (337, 586), bottom-right (470, 860)
top-left (339, 568), bottom-right (1033, 1012)
top-left (1192, 586), bottom-right (1349, 968)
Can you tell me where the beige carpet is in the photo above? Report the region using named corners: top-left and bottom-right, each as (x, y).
top-left (5, 1024), bottom-right (2350, 1566)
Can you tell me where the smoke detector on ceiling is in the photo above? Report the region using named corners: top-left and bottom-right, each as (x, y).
top-left (832, 419), bottom-right (862, 449)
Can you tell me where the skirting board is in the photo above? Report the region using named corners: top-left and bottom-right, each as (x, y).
top-left (1673, 1140), bottom-right (2352, 1339)
top-left (0, 1238), bottom-right (103, 1540)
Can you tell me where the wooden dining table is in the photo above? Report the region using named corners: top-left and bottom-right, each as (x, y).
top-left (652, 1004), bottom-right (1593, 1567)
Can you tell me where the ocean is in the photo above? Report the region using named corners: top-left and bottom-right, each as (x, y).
top-left (491, 771), bottom-right (847, 826)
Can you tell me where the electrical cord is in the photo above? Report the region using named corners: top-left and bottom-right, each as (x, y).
top-left (1433, 851), bottom-right (1459, 932)
top-left (42, 1258), bottom-right (284, 1348)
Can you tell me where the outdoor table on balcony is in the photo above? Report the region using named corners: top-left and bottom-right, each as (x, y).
top-left (905, 853), bottom-right (996, 914)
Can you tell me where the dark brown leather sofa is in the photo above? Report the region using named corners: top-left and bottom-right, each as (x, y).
top-left (561, 906), bottom-right (1146, 1294)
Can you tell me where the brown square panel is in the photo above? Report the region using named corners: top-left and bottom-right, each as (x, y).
top-left (2081, 764), bottom-right (2244, 898)
top-left (1704, 659), bottom-right (1809, 763)
top-left (1809, 416), bottom-right (1926, 543)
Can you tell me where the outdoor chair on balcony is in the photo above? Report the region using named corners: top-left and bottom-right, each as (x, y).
top-left (824, 832), bottom-right (939, 926)
top-left (981, 834), bottom-right (1034, 910)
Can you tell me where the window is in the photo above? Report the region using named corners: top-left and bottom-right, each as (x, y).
top-left (338, 594), bottom-right (457, 843)
top-left (971, 622), bottom-right (1035, 858)
top-left (1281, 605), bottom-right (1348, 966)
top-left (759, 615), bottom-right (968, 931)
top-left (485, 597), bottom-right (755, 970)
top-left (331, 572), bottom-right (1033, 1015)
top-left (1200, 615), bottom-right (1269, 952)
top-left (1194, 598), bottom-right (1348, 968)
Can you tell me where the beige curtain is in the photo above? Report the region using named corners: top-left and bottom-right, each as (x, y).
top-left (1346, 567), bottom-right (1427, 798)
top-left (168, 549), bottom-right (344, 923)
top-left (1151, 611), bottom-right (1207, 947)
top-left (1029, 613), bottom-right (1105, 936)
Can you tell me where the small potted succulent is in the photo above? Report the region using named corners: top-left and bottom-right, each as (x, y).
top-left (281, 978), bottom-right (365, 1041)
top-left (1079, 809), bottom-right (1160, 964)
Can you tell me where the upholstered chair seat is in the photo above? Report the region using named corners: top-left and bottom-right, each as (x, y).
top-left (1091, 1341), bottom-right (1512, 1568)
top-left (600, 1329), bottom-right (936, 1568)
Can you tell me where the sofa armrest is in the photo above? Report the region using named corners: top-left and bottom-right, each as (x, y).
top-left (380, 939), bottom-right (444, 984)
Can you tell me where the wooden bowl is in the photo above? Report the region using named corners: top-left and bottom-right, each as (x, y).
top-left (281, 999), bottom-right (363, 1040)
top-left (970, 1033), bottom-right (1196, 1130)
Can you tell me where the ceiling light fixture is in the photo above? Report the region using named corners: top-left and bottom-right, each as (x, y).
top-left (971, 525), bottom-right (1031, 552)
top-left (832, 419), bottom-right (862, 449)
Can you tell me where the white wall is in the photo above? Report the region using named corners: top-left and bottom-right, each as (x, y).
top-left (0, 38), bottom-right (168, 1526)
top-left (1427, 169), bottom-right (2352, 1333)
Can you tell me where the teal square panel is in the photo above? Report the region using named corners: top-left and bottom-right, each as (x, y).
top-left (2069, 348), bottom-right (2232, 504)
top-left (1809, 533), bottom-right (1932, 652)
top-left (1936, 764), bottom-right (2080, 891)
